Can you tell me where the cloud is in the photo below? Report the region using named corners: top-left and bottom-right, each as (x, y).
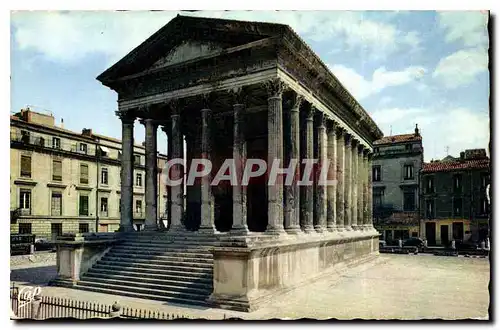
top-left (329, 64), bottom-right (426, 100)
top-left (438, 11), bottom-right (489, 49)
top-left (11, 10), bottom-right (421, 65)
top-left (432, 48), bottom-right (488, 89)
top-left (371, 106), bottom-right (489, 161)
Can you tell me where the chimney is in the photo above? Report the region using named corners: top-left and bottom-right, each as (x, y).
top-left (82, 128), bottom-right (93, 137)
top-left (60, 118), bottom-right (64, 129)
top-left (460, 152), bottom-right (465, 161)
top-left (414, 123), bottom-right (420, 136)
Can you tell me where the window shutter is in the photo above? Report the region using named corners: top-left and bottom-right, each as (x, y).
top-left (53, 159), bottom-right (62, 181)
top-left (21, 155), bottom-right (31, 177)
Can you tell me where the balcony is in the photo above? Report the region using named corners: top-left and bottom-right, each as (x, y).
top-left (133, 212), bottom-right (144, 219)
top-left (19, 209), bottom-right (31, 216)
top-left (10, 131), bottom-right (96, 156)
top-left (99, 211), bottom-right (109, 218)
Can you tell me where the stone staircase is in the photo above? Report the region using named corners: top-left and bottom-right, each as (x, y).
top-left (73, 232), bottom-right (219, 307)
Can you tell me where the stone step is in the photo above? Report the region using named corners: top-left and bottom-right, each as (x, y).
top-left (75, 282), bottom-right (211, 307)
top-left (105, 251), bottom-right (213, 264)
top-left (76, 279), bottom-right (209, 301)
top-left (81, 274), bottom-right (212, 295)
top-left (90, 264), bottom-right (213, 279)
top-left (86, 267), bottom-right (212, 284)
top-left (96, 259), bottom-right (212, 273)
top-left (100, 255), bottom-right (213, 268)
top-left (109, 247), bottom-right (212, 258)
top-left (111, 245), bottom-right (214, 253)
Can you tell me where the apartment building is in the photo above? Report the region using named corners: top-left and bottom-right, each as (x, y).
top-left (372, 125), bottom-right (424, 241)
top-left (420, 149), bottom-right (490, 246)
top-left (10, 108), bottom-right (168, 239)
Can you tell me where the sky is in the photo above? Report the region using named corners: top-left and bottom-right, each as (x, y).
top-left (10, 10), bottom-right (490, 161)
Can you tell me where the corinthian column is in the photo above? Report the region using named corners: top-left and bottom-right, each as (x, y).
top-left (326, 120), bottom-right (337, 232)
top-left (285, 93), bottom-right (302, 234)
top-left (142, 117), bottom-right (159, 231)
top-left (116, 110), bottom-right (135, 232)
top-left (351, 139), bottom-right (359, 231)
top-left (231, 88), bottom-right (249, 234)
top-left (199, 100), bottom-right (216, 233)
top-left (344, 133), bottom-right (352, 231)
top-left (335, 127), bottom-right (345, 231)
top-left (368, 152), bottom-right (375, 231)
top-left (302, 105), bottom-right (315, 233)
top-left (362, 149), bottom-right (369, 230)
top-left (169, 100), bottom-right (185, 231)
top-left (314, 112), bottom-right (327, 233)
top-left (265, 78), bottom-right (286, 234)
top-left (357, 145), bottom-right (364, 231)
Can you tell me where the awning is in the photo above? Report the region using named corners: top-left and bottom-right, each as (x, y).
top-left (99, 146), bottom-right (110, 154)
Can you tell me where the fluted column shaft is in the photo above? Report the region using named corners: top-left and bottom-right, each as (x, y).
top-left (285, 94), bottom-right (302, 234)
top-left (143, 118), bottom-right (158, 231)
top-left (357, 146), bottom-right (364, 230)
top-left (368, 153), bottom-right (374, 230)
top-left (199, 108), bottom-right (216, 232)
top-left (117, 111), bottom-right (135, 232)
top-left (326, 121), bottom-right (337, 231)
top-left (351, 139), bottom-right (359, 230)
top-left (170, 103), bottom-right (185, 231)
top-left (314, 112), bottom-right (327, 232)
top-left (302, 106), bottom-right (315, 233)
top-left (266, 79), bottom-right (286, 233)
top-left (232, 97), bottom-right (249, 233)
top-left (344, 134), bottom-right (352, 231)
top-left (362, 150), bottom-right (369, 230)
top-left (335, 129), bottom-right (345, 231)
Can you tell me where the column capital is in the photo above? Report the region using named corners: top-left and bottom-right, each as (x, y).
top-left (290, 93), bottom-right (304, 112)
top-left (229, 87), bottom-right (248, 105)
top-left (326, 119), bottom-right (338, 133)
top-left (336, 125), bottom-right (346, 136)
top-left (139, 118), bottom-right (160, 128)
top-left (264, 78), bottom-right (286, 98)
top-left (363, 147), bottom-right (371, 157)
top-left (357, 143), bottom-right (365, 154)
top-left (317, 111), bottom-right (326, 127)
top-left (344, 132), bottom-right (352, 145)
top-left (351, 138), bottom-right (360, 147)
top-left (115, 110), bottom-right (136, 123)
top-left (305, 104), bottom-right (316, 120)
top-left (201, 92), bottom-right (216, 109)
top-left (167, 99), bottom-right (183, 116)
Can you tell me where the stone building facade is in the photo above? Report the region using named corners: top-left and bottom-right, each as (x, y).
top-left (420, 149), bottom-right (490, 246)
top-left (10, 108), bottom-right (168, 239)
top-left (84, 15), bottom-right (384, 311)
top-left (372, 125), bottom-right (423, 241)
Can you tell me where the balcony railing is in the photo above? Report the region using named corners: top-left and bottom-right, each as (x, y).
top-left (100, 211), bottom-right (109, 218)
top-left (10, 132), bottom-right (97, 156)
top-left (19, 209), bottom-right (31, 216)
top-left (133, 212), bottom-right (144, 218)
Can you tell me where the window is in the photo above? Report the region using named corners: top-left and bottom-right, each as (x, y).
top-left (453, 174), bottom-right (462, 193)
top-left (134, 155), bottom-right (141, 165)
top-left (426, 200), bottom-right (434, 219)
top-left (19, 189), bottom-right (31, 214)
top-left (20, 155), bottom-right (32, 178)
top-left (453, 198), bottom-right (462, 216)
top-left (51, 223), bottom-right (62, 240)
top-left (374, 147), bottom-right (380, 153)
top-left (19, 223), bottom-right (32, 234)
top-left (80, 164), bottom-right (89, 184)
top-left (79, 223), bottom-right (89, 233)
top-left (405, 144), bottom-right (412, 151)
top-left (21, 130), bottom-right (30, 144)
top-left (79, 195), bottom-right (89, 216)
top-left (51, 192), bottom-right (62, 216)
top-left (52, 159), bottom-right (62, 181)
top-left (425, 176), bottom-right (434, 193)
top-left (481, 173), bottom-right (490, 189)
top-left (135, 200), bottom-right (142, 215)
top-left (52, 137), bottom-right (61, 149)
top-left (136, 173), bottom-right (143, 187)
top-left (403, 190), bottom-right (416, 211)
top-left (372, 165), bottom-right (381, 182)
top-left (404, 164), bottom-right (414, 180)
top-left (37, 137), bottom-right (45, 147)
top-left (100, 197), bottom-right (108, 217)
top-left (80, 143), bottom-right (87, 154)
top-left (101, 168), bottom-right (109, 185)
top-left (373, 189), bottom-right (384, 207)
top-left (99, 146), bottom-right (109, 158)
top-left (480, 198), bottom-right (489, 215)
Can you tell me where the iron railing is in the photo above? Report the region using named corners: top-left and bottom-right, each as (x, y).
top-left (10, 132), bottom-right (97, 157)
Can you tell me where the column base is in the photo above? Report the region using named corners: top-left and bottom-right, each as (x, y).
top-left (265, 225), bottom-right (287, 235)
top-left (351, 224), bottom-right (360, 231)
top-left (344, 226), bottom-right (353, 231)
top-left (314, 225), bottom-right (326, 233)
top-left (118, 224), bottom-right (135, 232)
top-left (336, 226), bottom-right (345, 232)
top-left (230, 225), bottom-right (250, 235)
top-left (327, 226), bottom-right (337, 232)
top-left (301, 225), bottom-right (315, 233)
top-left (169, 224), bottom-right (186, 232)
top-left (198, 226), bottom-right (218, 234)
top-left (285, 226), bottom-right (303, 235)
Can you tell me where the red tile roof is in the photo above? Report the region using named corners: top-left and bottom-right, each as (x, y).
top-left (374, 133), bottom-right (422, 145)
top-left (422, 159), bottom-right (490, 173)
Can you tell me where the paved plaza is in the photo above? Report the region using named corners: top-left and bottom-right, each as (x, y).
top-left (10, 253), bottom-right (490, 320)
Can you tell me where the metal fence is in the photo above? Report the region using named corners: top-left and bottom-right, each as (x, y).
top-left (10, 285), bottom-right (197, 320)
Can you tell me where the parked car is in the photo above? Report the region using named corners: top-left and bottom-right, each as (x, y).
top-left (34, 238), bottom-right (56, 252)
top-left (456, 239), bottom-right (479, 251)
top-left (402, 237), bottom-right (424, 249)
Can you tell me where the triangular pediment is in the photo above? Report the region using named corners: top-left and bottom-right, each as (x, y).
top-left (150, 40), bottom-right (229, 70)
top-left (98, 15), bottom-right (285, 83)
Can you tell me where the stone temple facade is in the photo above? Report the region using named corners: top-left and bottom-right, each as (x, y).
top-left (93, 15), bottom-right (384, 311)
